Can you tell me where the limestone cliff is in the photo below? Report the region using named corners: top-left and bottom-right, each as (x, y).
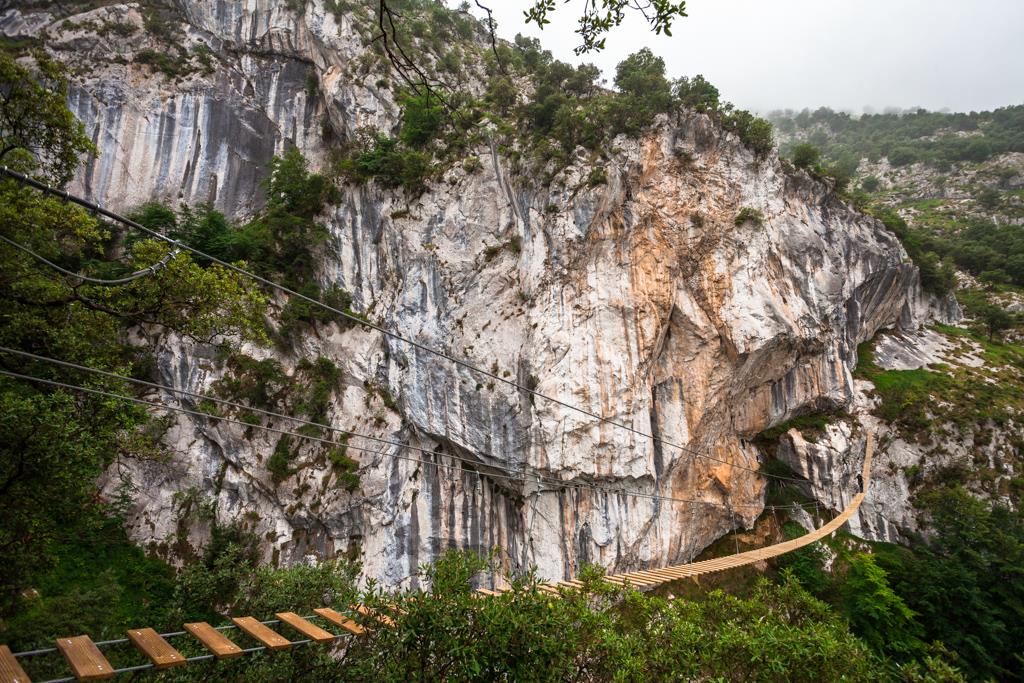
top-left (4, 0), bottom-right (957, 585)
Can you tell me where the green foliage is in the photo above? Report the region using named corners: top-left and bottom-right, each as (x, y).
top-left (134, 48), bottom-right (192, 78)
top-left (339, 133), bottom-right (434, 195)
top-left (276, 282), bottom-right (361, 348)
top-left (295, 356), bottom-right (340, 424)
top-left (524, 0), bottom-right (688, 55)
top-left (875, 487), bottom-right (1024, 680)
top-left (328, 436), bottom-right (359, 492)
top-left (267, 434), bottom-right (295, 482)
top-left (721, 108), bottom-right (774, 157)
top-left (172, 521), bottom-right (357, 621)
top-left (399, 93), bottom-right (444, 148)
top-left (856, 330), bottom-right (1024, 437)
top-left (978, 301), bottom-right (1014, 339)
top-left (4, 512), bottom-right (175, 650)
top-left (239, 146), bottom-right (335, 285)
top-left (770, 105), bottom-right (1024, 169)
top-left (839, 554), bottom-right (924, 659)
top-left (735, 206), bottom-right (765, 227)
top-left (0, 52), bottom-right (95, 183)
top-left (756, 410), bottom-right (839, 443)
top-left (0, 387), bottom-right (148, 611)
top-left (586, 165), bottom-right (608, 187)
top-left (339, 552), bottom-right (874, 682)
top-left (136, 149), bottom-right (337, 290)
top-left (776, 526), bottom-right (830, 595)
top-left (0, 54), bottom-right (265, 618)
top-left (791, 142), bottom-right (821, 169)
top-left (673, 74), bottom-right (719, 112)
top-left (214, 354), bottom-right (289, 408)
top-left (872, 207), bottom-right (955, 295)
top-left (612, 47), bottom-right (673, 123)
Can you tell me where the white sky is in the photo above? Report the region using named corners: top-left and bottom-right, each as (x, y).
top-left (463, 0), bottom-right (1024, 114)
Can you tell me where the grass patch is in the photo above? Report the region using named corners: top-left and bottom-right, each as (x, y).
top-left (757, 411), bottom-right (840, 443)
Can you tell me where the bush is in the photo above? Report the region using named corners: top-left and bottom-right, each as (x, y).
top-left (267, 435), bottom-right (295, 482)
top-left (586, 166), bottom-right (607, 187)
top-left (839, 554), bottom-right (924, 659)
top-left (277, 282), bottom-right (359, 347)
top-left (791, 142), bottom-right (821, 169)
top-left (399, 93), bottom-right (444, 148)
top-left (673, 74), bottom-right (719, 112)
top-left (722, 109), bottom-right (774, 156)
top-left (340, 134), bottom-right (433, 194)
top-left (328, 437), bottom-right (359, 492)
top-left (735, 206), bottom-right (765, 227)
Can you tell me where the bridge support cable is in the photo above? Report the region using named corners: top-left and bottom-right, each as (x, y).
top-left (0, 165), bottom-right (809, 487)
top-left (0, 363), bottom-right (797, 513)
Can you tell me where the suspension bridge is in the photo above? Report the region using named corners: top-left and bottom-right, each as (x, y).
top-left (0, 435), bottom-right (872, 682)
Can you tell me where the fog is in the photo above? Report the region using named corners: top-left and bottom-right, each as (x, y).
top-left (464, 0), bottom-right (1024, 114)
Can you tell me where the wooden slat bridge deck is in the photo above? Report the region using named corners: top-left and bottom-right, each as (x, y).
top-left (544, 432), bottom-right (874, 592)
top-left (1, 435), bottom-right (871, 683)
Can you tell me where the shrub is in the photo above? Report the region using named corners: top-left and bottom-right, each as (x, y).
top-left (734, 207), bottom-right (765, 227)
top-left (791, 142), bottom-right (821, 169)
top-left (328, 437), bottom-right (359, 492)
top-left (340, 134), bottom-right (433, 194)
top-left (839, 554), bottom-right (924, 659)
top-left (399, 93), bottom-right (444, 148)
top-left (673, 74), bottom-right (720, 112)
top-left (295, 356), bottom-right (340, 424)
top-left (586, 166), bottom-right (607, 187)
top-left (277, 283), bottom-right (360, 347)
top-left (722, 109), bottom-right (774, 156)
top-left (267, 435), bottom-right (295, 482)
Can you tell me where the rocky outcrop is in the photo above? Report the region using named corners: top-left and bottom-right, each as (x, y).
top-left (12, 1), bottom-right (951, 585)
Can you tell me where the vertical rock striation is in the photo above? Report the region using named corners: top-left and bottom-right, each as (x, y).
top-left (7, 1), bottom-right (954, 584)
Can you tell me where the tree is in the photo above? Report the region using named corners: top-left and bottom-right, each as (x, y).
top-left (399, 92), bottom-right (444, 148)
top-left (0, 52), bottom-right (265, 615)
top-left (839, 554), bottom-right (924, 659)
top-left (878, 487), bottom-right (1024, 680)
top-left (979, 303), bottom-right (1013, 340)
top-left (524, 0), bottom-right (688, 55)
top-left (0, 52), bottom-right (94, 183)
top-left (673, 74), bottom-right (719, 112)
top-left (791, 143), bottom-right (821, 170)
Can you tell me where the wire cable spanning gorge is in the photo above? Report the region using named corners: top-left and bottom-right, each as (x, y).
top-left (0, 165), bottom-right (807, 485)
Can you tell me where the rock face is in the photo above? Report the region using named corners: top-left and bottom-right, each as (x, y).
top-left (10, 1), bottom-right (956, 585)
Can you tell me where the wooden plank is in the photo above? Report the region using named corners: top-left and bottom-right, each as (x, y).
top-left (126, 628), bottom-right (185, 668)
top-left (183, 622), bottom-right (243, 659)
top-left (0, 645), bottom-right (31, 683)
top-left (231, 617), bottom-right (291, 651)
top-left (274, 613), bottom-right (336, 644)
top-left (55, 635), bottom-right (114, 681)
top-left (313, 608), bottom-right (365, 635)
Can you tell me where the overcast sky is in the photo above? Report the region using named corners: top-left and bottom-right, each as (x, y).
top-left (465, 0), bottom-right (1024, 114)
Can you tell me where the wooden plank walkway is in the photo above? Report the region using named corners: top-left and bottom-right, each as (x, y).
top-left (183, 622), bottom-right (244, 659)
top-left (55, 636), bottom-right (114, 681)
top-left (552, 432), bottom-right (874, 591)
top-left (125, 628), bottom-right (185, 668)
top-left (0, 434), bottom-right (872, 681)
top-left (0, 646), bottom-right (30, 683)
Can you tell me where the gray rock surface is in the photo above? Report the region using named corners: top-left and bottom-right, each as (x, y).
top-left (12, 1), bottom-right (959, 584)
